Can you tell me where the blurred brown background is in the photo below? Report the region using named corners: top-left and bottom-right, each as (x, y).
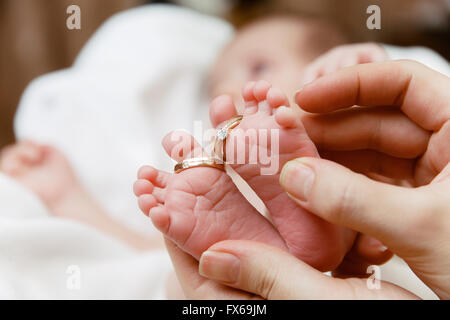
top-left (0, 0), bottom-right (448, 148)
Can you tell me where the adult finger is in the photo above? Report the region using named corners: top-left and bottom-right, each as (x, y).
top-left (164, 238), bottom-right (257, 300)
top-left (199, 240), bottom-right (417, 299)
top-left (295, 60), bottom-right (450, 131)
top-left (319, 149), bottom-right (416, 180)
top-left (302, 106), bottom-right (430, 158)
top-left (332, 234), bottom-right (393, 278)
top-left (279, 157), bottom-right (438, 255)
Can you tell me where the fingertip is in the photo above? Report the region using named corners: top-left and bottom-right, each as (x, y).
top-left (355, 235), bottom-right (393, 265)
top-left (294, 88), bottom-right (304, 108)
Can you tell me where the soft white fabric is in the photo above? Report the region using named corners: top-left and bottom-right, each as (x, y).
top-left (0, 173), bottom-right (172, 299)
top-left (7, 4), bottom-right (446, 299)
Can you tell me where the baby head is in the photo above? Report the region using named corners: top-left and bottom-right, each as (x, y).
top-left (209, 15), bottom-right (346, 105)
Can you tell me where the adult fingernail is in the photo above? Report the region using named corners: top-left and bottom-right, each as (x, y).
top-left (199, 251), bottom-right (240, 283)
top-left (280, 159), bottom-right (315, 202)
top-left (293, 87), bottom-right (304, 102)
top-left (369, 237), bottom-right (389, 252)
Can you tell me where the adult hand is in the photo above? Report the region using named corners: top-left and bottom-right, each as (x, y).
top-left (166, 238), bottom-right (417, 299)
top-left (282, 60), bottom-right (450, 298)
top-left (299, 60), bottom-right (448, 187)
top-left (166, 60), bottom-right (450, 299)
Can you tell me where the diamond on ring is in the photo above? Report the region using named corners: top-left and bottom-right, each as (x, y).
top-left (217, 128), bottom-right (228, 140)
top-left (213, 115), bottom-right (243, 163)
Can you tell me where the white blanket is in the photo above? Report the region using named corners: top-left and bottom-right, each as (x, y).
top-left (5, 4), bottom-right (446, 299)
top-left (0, 174), bottom-right (171, 299)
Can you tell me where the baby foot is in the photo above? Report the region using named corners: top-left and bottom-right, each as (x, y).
top-left (134, 131), bottom-right (287, 260)
top-left (209, 80), bottom-right (356, 271)
top-left (0, 141), bottom-right (79, 208)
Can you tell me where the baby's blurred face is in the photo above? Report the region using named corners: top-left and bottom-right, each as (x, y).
top-left (210, 17), bottom-right (326, 106)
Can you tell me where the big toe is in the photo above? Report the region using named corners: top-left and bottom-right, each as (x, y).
top-left (162, 131), bottom-right (206, 162)
top-left (210, 94), bottom-right (238, 128)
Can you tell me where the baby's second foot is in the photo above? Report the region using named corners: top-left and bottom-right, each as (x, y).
top-left (134, 131), bottom-right (287, 260)
top-left (0, 141), bottom-right (79, 209)
top-left (209, 80), bottom-right (356, 271)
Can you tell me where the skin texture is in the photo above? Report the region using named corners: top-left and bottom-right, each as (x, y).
top-left (135, 82), bottom-right (355, 270)
top-left (0, 17), bottom-right (396, 296)
top-left (135, 20), bottom-right (394, 277)
top-left (207, 21), bottom-right (393, 275)
top-left (135, 143), bottom-right (287, 261)
top-left (209, 80), bottom-right (356, 270)
top-left (165, 61), bottom-right (450, 300)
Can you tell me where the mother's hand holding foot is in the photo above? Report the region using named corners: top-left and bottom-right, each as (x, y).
top-left (167, 60), bottom-right (450, 299)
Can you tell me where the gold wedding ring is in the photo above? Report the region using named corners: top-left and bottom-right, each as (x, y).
top-left (173, 116), bottom-right (243, 173)
top-left (213, 115), bottom-right (243, 162)
top-left (174, 157), bottom-right (225, 174)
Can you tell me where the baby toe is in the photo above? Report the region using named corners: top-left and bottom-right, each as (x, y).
top-left (138, 165), bottom-right (155, 179)
top-left (148, 205), bottom-right (171, 234)
top-left (267, 87), bottom-right (289, 108)
top-left (210, 95), bottom-right (238, 128)
top-left (138, 194), bottom-right (158, 215)
top-left (242, 81), bottom-right (258, 115)
top-left (253, 80), bottom-right (271, 101)
top-left (133, 179), bottom-right (154, 197)
top-left (162, 131), bottom-right (205, 162)
top-left (275, 106), bottom-right (301, 128)
top-left (152, 186), bottom-right (165, 204)
top-left (242, 81), bottom-right (256, 101)
top-left (138, 165), bottom-right (170, 188)
top-left (152, 170), bottom-right (170, 188)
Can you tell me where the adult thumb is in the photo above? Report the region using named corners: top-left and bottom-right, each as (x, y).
top-left (199, 240), bottom-right (417, 299)
top-left (279, 157), bottom-right (431, 252)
